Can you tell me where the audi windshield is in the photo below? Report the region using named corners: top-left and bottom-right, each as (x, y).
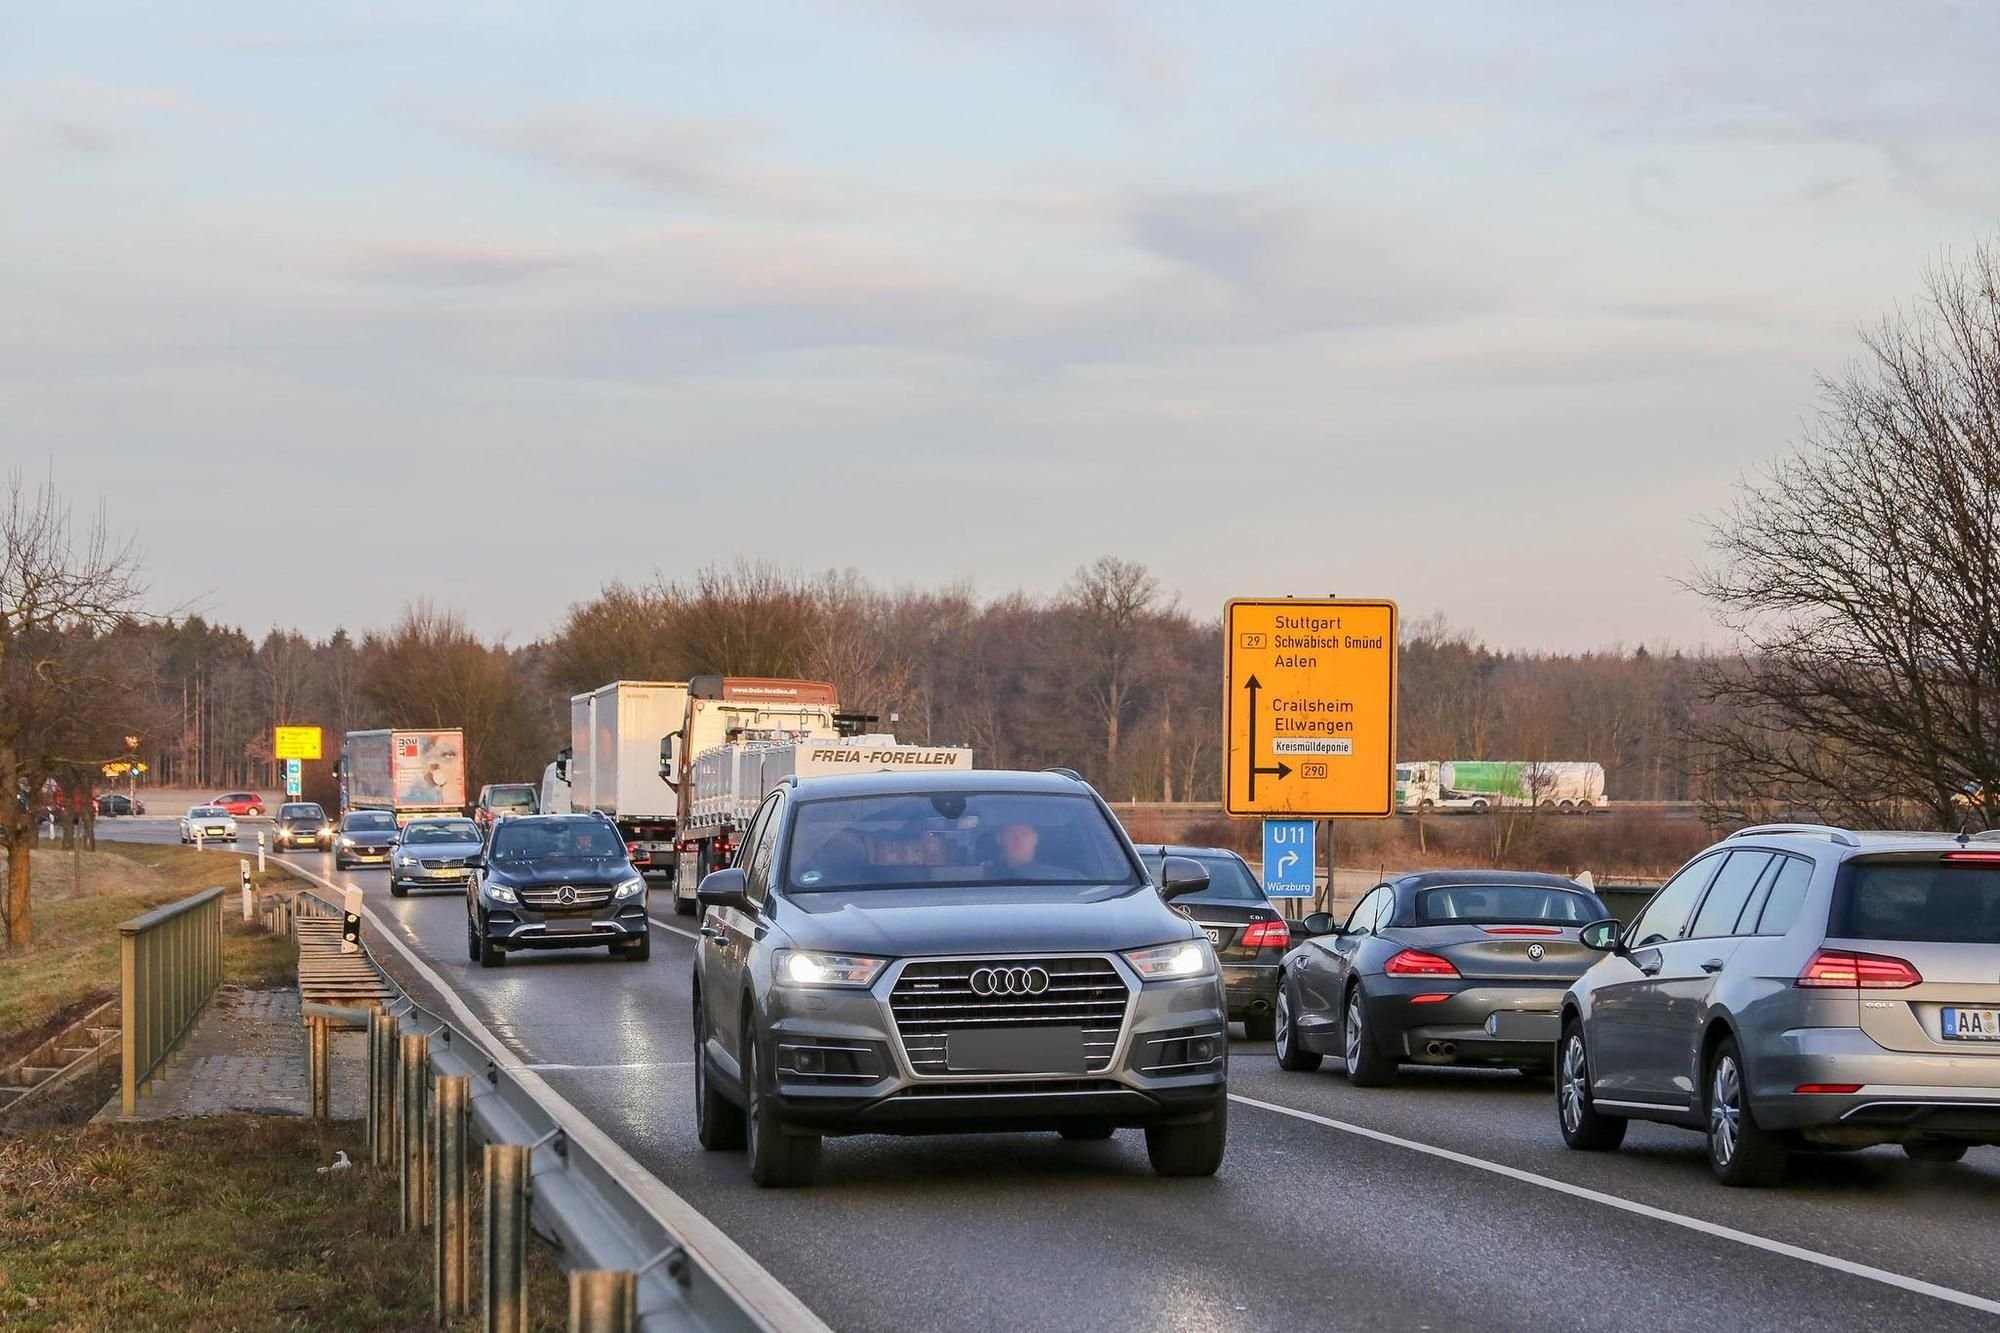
top-left (783, 791), bottom-right (1141, 891)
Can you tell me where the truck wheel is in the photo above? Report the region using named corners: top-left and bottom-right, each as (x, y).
top-left (744, 1024), bottom-right (820, 1188)
top-left (674, 891), bottom-right (696, 918)
top-left (1144, 1099), bottom-right (1227, 1177)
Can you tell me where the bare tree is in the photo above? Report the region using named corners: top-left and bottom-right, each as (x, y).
top-left (1693, 241), bottom-right (2000, 827)
top-left (1059, 557), bottom-right (1161, 786)
top-left (1, 473), bottom-right (147, 949)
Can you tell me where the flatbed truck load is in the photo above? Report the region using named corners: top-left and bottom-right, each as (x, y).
top-left (672, 731), bottom-right (973, 912)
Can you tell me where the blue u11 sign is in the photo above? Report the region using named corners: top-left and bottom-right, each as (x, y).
top-left (1262, 819), bottom-right (1316, 898)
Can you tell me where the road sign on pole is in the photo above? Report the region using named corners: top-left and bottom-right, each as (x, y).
top-left (285, 758), bottom-right (302, 797)
top-left (1224, 598), bottom-right (1398, 818)
top-left (1261, 819), bottom-right (1316, 897)
top-left (275, 726), bottom-right (323, 761)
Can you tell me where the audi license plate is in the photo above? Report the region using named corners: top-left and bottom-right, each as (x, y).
top-left (946, 1026), bottom-right (1087, 1074)
top-left (1942, 1007), bottom-right (2000, 1040)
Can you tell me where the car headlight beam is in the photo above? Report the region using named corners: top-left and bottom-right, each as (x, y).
top-left (775, 950), bottom-right (886, 988)
top-left (1122, 940), bottom-right (1215, 981)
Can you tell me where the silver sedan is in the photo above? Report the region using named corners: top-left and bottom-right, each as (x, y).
top-left (388, 817), bottom-right (486, 898)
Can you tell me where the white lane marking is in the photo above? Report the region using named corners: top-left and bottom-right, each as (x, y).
top-left (1230, 1093), bottom-right (2000, 1318)
top-left (525, 1061), bottom-right (695, 1072)
top-left (277, 860), bottom-right (829, 1333)
top-left (648, 912), bottom-right (700, 940)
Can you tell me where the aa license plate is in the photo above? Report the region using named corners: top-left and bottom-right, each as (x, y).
top-left (946, 1026), bottom-right (1087, 1074)
top-left (1203, 928), bottom-right (1223, 946)
top-left (545, 920), bottom-right (597, 935)
top-left (1488, 1011), bottom-right (1562, 1042)
top-left (1942, 1008), bottom-right (2000, 1040)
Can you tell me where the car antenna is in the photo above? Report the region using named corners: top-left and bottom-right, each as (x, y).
top-left (1957, 819), bottom-right (1976, 846)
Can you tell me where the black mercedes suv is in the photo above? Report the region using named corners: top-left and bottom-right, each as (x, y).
top-left (690, 769), bottom-right (1230, 1188)
top-left (466, 812), bottom-right (651, 967)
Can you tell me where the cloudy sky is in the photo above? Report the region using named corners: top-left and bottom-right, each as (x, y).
top-left (7, 1), bottom-right (1999, 650)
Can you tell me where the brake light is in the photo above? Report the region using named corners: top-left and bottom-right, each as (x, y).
top-left (1482, 926), bottom-right (1562, 936)
top-left (1384, 948), bottom-right (1460, 977)
top-left (1794, 1083), bottom-right (1862, 1094)
top-left (1797, 949), bottom-right (1922, 989)
top-left (1942, 851), bottom-right (2000, 863)
top-left (1240, 919), bottom-right (1291, 949)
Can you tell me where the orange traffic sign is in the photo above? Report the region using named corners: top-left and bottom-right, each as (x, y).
top-left (274, 726), bottom-right (324, 761)
top-left (1223, 598), bottom-right (1397, 818)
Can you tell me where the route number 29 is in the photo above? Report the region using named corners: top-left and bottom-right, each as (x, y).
top-left (1239, 633), bottom-right (1267, 650)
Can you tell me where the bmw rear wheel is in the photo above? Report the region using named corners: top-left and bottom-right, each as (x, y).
top-left (1707, 1038), bottom-right (1785, 1187)
top-left (1557, 1021), bottom-right (1626, 1151)
top-left (1274, 980), bottom-right (1322, 1072)
top-left (1342, 984), bottom-right (1396, 1086)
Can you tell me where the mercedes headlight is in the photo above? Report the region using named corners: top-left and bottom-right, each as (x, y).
top-left (613, 876), bottom-right (646, 901)
top-left (1122, 940), bottom-right (1215, 981)
top-left (483, 883), bottom-right (518, 904)
top-left (775, 950), bottom-right (886, 988)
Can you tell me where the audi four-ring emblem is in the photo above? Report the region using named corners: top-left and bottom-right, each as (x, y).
top-left (970, 966), bottom-right (1050, 996)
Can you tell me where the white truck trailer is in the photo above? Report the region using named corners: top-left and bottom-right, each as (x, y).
top-left (671, 730), bottom-right (972, 913)
top-left (1396, 759), bottom-right (1608, 813)
top-left (564, 681), bottom-right (691, 878)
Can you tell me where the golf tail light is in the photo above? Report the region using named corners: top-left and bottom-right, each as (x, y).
top-left (1384, 948), bottom-right (1460, 978)
top-left (1796, 949), bottom-right (1922, 989)
top-left (1241, 919), bottom-right (1290, 949)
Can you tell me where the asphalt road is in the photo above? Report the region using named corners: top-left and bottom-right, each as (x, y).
top-left (103, 820), bottom-right (2000, 1332)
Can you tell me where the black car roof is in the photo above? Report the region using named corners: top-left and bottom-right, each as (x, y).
top-left (1389, 869), bottom-right (1591, 892)
top-left (787, 769), bottom-right (1095, 802)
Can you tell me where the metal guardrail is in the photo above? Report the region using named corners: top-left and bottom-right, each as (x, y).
top-left (118, 886), bottom-right (225, 1117)
top-left (292, 889), bottom-right (800, 1333)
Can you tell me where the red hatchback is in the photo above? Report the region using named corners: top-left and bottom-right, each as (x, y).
top-left (210, 791), bottom-right (267, 817)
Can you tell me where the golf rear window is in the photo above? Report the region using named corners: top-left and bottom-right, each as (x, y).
top-left (1833, 861), bottom-right (2000, 945)
top-left (1413, 885), bottom-right (1606, 925)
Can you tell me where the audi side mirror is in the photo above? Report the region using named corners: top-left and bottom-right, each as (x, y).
top-left (1580, 917), bottom-right (1623, 952)
top-left (697, 867), bottom-right (751, 913)
top-left (1300, 911), bottom-right (1337, 938)
top-left (1158, 856), bottom-right (1211, 901)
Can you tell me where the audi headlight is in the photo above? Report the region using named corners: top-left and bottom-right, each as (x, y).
top-left (1122, 940), bottom-right (1214, 981)
top-left (483, 883), bottom-right (518, 904)
top-left (613, 876), bottom-right (646, 901)
top-left (775, 950), bottom-right (886, 988)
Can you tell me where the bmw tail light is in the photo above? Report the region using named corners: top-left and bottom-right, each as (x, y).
top-left (1796, 949), bottom-right (1922, 989)
top-left (1241, 919), bottom-right (1291, 949)
top-left (1384, 948), bottom-right (1460, 978)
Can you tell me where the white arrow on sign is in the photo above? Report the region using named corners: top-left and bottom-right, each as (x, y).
top-left (1276, 851), bottom-right (1300, 877)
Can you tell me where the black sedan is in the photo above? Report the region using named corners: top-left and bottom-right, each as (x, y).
top-left (1140, 844), bottom-right (1289, 1039)
top-left (333, 809), bottom-right (400, 870)
top-left (1274, 870), bottom-right (1609, 1086)
top-left (96, 793), bottom-right (145, 817)
top-left (273, 802), bottom-right (333, 851)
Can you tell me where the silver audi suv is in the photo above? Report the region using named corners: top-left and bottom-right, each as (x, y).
top-left (1558, 824), bottom-right (2000, 1186)
top-left (689, 769), bottom-right (1230, 1187)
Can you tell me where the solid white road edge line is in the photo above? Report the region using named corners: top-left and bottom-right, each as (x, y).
top-left (283, 861), bottom-right (830, 1333)
top-left (1230, 1093), bottom-right (2000, 1318)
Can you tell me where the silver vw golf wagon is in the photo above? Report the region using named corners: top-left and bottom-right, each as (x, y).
top-left (1558, 824), bottom-right (2000, 1186)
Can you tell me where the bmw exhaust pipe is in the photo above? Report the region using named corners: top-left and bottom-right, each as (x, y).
top-left (1424, 1041), bottom-right (1458, 1059)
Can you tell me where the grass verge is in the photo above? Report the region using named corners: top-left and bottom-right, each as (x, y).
top-left (0, 842), bottom-right (295, 1064)
top-left (0, 1116), bottom-right (567, 1330)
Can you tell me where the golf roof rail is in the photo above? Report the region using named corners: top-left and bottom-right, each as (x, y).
top-left (1729, 823), bottom-right (1861, 848)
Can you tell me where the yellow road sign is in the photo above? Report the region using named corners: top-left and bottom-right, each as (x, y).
top-left (274, 726), bottom-right (324, 761)
top-left (1223, 598), bottom-right (1397, 818)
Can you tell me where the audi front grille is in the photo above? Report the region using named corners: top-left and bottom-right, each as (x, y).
top-left (517, 885), bottom-right (614, 910)
top-left (889, 957), bottom-right (1131, 1077)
